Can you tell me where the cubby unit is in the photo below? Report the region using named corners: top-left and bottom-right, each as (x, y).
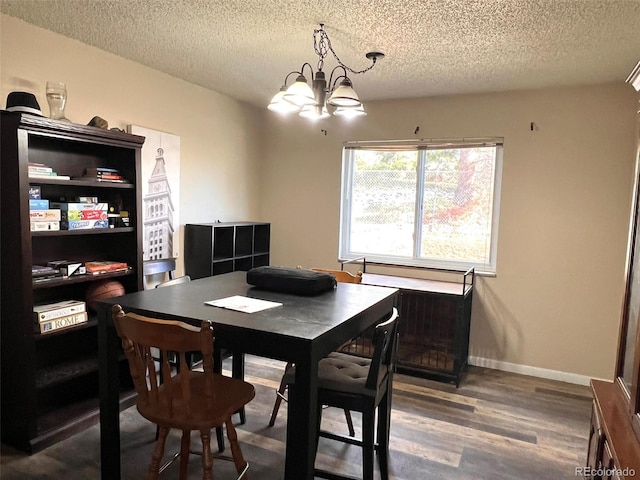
top-left (184, 222), bottom-right (270, 280)
top-left (0, 112), bottom-right (144, 453)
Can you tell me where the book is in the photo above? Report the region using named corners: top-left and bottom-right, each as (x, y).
top-left (85, 167), bottom-right (120, 175)
top-left (95, 174), bottom-right (124, 181)
top-left (28, 174), bottom-right (71, 180)
top-left (30, 221), bottom-right (60, 231)
top-left (73, 176), bottom-right (129, 183)
top-left (32, 265), bottom-right (59, 277)
top-left (85, 260), bottom-right (128, 274)
top-left (51, 202), bottom-right (108, 211)
top-left (37, 311), bottom-right (88, 334)
top-left (29, 209), bottom-right (61, 221)
top-left (61, 210), bottom-right (109, 221)
top-left (33, 299), bottom-right (86, 322)
top-left (62, 219), bottom-right (109, 230)
top-left (29, 199), bottom-right (50, 210)
top-left (47, 260), bottom-right (86, 276)
top-left (28, 186), bottom-right (41, 199)
top-left (28, 165), bottom-right (53, 174)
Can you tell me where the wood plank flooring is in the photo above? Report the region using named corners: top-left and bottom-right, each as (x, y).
top-left (0, 355), bottom-right (592, 479)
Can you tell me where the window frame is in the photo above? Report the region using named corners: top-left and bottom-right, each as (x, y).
top-left (339, 138), bottom-right (504, 274)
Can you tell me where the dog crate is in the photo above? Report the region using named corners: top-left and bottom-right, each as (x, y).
top-left (346, 269), bottom-right (473, 386)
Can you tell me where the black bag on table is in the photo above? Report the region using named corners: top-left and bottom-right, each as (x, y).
top-left (246, 266), bottom-right (337, 296)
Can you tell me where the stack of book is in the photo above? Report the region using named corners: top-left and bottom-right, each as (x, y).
top-left (85, 260), bottom-right (129, 275)
top-left (33, 300), bottom-right (88, 334)
top-left (51, 201), bottom-right (109, 230)
top-left (27, 162), bottom-right (70, 181)
top-left (29, 186), bottom-right (61, 231)
top-left (79, 167), bottom-right (128, 183)
top-left (29, 201), bottom-right (61, 232)
top-left (32, 264), bottom-right (63, 283)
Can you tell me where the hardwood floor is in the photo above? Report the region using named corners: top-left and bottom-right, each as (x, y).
top-left (0, 355), bottom-right (592, 479)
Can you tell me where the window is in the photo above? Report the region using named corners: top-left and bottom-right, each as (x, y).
top-left (339, 139), bottom-right (503, 273)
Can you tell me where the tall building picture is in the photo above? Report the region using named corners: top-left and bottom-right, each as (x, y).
top-left (144, 147), bottom-right (175, 261)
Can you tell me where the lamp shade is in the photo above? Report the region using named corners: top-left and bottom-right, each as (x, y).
top-left (283, 75), bottom-right (315, 107)
top-left (299, 104), bottom-right (330, 120)
top-left (327, 78), bottom-right (361, 107)
top-left (268, 88), bottom-right (300, 113)
top-left (333, 104), bottom-right (367, 118)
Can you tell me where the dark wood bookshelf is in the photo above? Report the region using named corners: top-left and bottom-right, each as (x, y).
top-left (0, 111), bottom-right (144, 453)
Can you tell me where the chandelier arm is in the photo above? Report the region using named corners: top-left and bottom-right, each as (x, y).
top-left (327, 66), bottom-right (348, 91)
top-left (299, 62), bottom-right (315, 79)
top-left (283, 71), bottom-right (302, 85)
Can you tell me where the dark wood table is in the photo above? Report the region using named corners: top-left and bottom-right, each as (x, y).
top-left (98, 270), bottom-right (397, 479)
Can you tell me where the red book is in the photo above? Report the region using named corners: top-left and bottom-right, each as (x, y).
top-left (85, 261), bottom-right (128, 274)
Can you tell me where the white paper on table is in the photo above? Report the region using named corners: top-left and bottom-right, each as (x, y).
top-left (204, 295), bottom-right (282, 313)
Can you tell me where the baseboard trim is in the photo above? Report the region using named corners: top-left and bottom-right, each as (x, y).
top-left (468, 356), bottom-right (605, 386)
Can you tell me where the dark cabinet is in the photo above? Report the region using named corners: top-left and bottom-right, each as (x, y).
top-left (184, 222), bottom-right (270, 279)
top-left (586, 73), bottom-right (640, 479)
top-left (0, 112), bottom-right (144, 453)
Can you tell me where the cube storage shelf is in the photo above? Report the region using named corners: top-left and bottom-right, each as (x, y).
top-left (184, 222), bottom-right (270, 279)
top-left (0, 112), bottom-right (144, 453)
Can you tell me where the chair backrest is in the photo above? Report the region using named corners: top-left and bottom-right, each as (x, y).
top-left (311, 268), bottom-right (363, 284)
top-left (365, 307), bottom-right (400, 391)
top-left (155, 275), bottom-right (191, 288)
top-left (112, 304), bottom-right (215, 419)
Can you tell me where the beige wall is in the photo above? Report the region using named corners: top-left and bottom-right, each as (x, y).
top-left (261, 85), bottom-right (640, 381)
top-left (0, 15), bottom-right (265, 275)
top-left (3, 14), bottom-right (639, 381)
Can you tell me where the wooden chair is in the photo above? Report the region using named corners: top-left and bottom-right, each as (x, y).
top-left (285, 307), bottom-right (400, 480)
top-left (268, 268), bottom-right (363, 435)
top-left (155, 273), bottom-right (245, 453)
top-left (112, 304), bottom-right (255, 480)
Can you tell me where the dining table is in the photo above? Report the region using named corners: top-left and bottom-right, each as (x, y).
top-left (98, 270), bottom-right (398, 479)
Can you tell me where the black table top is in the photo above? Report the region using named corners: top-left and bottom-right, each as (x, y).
top-left (104, 271), bottom-right (398, 362)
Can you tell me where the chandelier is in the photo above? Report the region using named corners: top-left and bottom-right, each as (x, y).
top-left (268, 24), bottom-right (384, 120)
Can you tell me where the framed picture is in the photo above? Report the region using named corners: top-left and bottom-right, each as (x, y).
top-left (127, 125), bottom-right (180, 261)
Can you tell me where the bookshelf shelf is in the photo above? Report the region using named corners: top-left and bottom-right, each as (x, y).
top-left (34, 318), bottom-right (99, 340)
top-left (32, 269), bottom-right (135, 289)
top-left (1, 111), bottom-right (144, 453)
top-left (31, 227), bottom-right (135, 237)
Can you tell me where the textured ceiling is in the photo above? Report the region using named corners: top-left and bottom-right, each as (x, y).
top-left (2, 0), bottom-right (640, 108)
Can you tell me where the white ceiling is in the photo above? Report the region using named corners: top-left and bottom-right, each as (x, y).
top-left (2, 0), bottom-right (640, 108)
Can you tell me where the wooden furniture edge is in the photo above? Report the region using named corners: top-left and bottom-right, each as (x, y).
top-left (591, 379), bottom-right (640, 477)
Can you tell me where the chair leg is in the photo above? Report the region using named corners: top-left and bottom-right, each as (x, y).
top-left (377, 389), bottom-right (393, 480)
top-left (225, 417), bottom-right (248, 476)
top-left (362, 409), bottom-right (376, 480)
top-left (268, 362), bottom-right (292, 427)
top-left (147, 426), bottom-right (169, 480)
top-left (216, 425), bottom-right (225, 453)
top-left (232, 353), bottom-right (247, 424)
top-left (200, 429), bottom-right (214, 480)
top-left (344, 409), bottom-right (355, 437)
top-left (179, 430), bottom-right (191, 480)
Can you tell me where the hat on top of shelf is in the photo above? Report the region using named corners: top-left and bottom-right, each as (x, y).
top-left (5, 91), bottom-right (43, 116)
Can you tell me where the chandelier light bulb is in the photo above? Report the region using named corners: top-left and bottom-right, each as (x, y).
top-left (299, 104), bottom-right (330, 120)
top-left (334, 104), bottom-right (367, 118)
